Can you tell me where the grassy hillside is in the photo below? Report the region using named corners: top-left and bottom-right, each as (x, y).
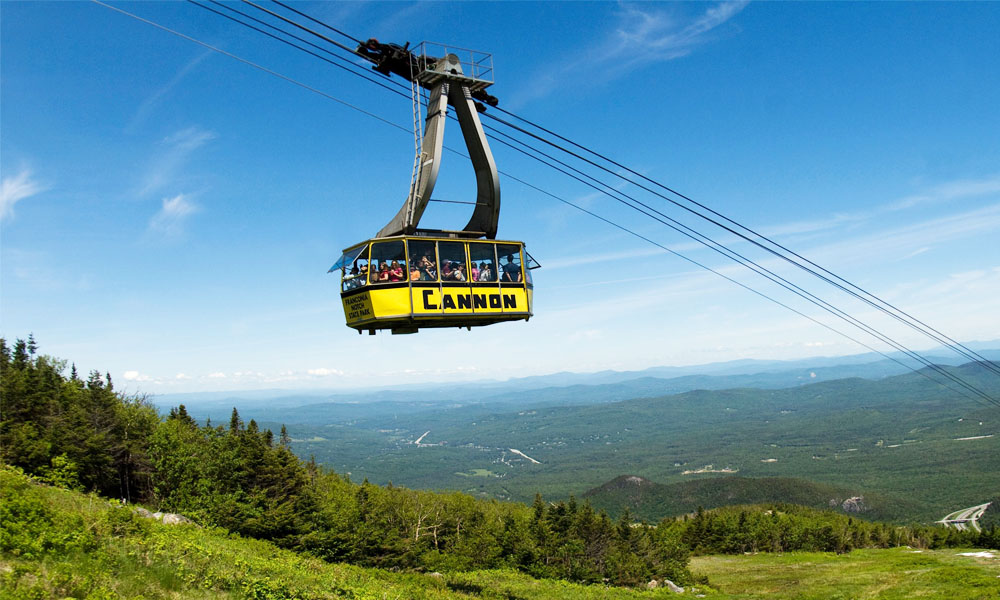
top-left (582, 475), bottom-right (926, 522)
top-left (692, 548), bottom-right (1000, 600)
top-left (0, 466), bottom-right (688, 600)
top-left (285, 363), bottom-right (1000, 522)
top-left (4, 466), bottom-right (998, 599)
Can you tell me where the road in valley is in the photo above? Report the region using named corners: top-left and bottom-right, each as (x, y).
top-left (938, 502), bottom-right (991, 532)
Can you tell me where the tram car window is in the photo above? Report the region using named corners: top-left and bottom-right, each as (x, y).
top-left (408, 239), bottom-right (437, 282)
top-left (370, 240), bottom-right (406, 283)
top-left (497, 243), bottom-right (523, 283)
top-left (438, 241), bottom-right (468, 282)
top-left (340, 245), bottom-right (370, 292)
top-left (469, 242), bottom-right (497, 282)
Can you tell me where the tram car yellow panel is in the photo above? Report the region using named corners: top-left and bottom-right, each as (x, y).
top-left (332, 236), bottom-right (537, 334)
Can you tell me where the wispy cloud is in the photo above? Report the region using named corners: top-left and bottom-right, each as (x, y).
top-left (141, 126), bottom-right (216, 197)
top-left (129, 51), bottom-right (212, 131)
top-left (887, 176), bottom-right (1000, 212)
top-left (1, 169), bottom-right (47, 221)
top-left (544, 246), bottom-right (666, 270)
top-left (511, 2), bottom-right (747, 106)
top-left (759, 174), bottom-right (1000, 241)
top-left (149, 194), bottom-right (199, 237)
top-left (607, 1), bottom-right (749, 70)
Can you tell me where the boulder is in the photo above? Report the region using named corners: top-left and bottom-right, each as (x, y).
top-left (134, 508), bottom-right (195, 526)
top-left (160, 512), bottom-right (194, 525)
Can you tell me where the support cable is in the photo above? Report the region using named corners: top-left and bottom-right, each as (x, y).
top-left (485, 130), bottom-right (999, 407)
top-left (239, 0), bottom-right (363, 57)
top-left (269, 0), bottom-right (363, 45)
top-left (188, 0), bottom-right (410, 101)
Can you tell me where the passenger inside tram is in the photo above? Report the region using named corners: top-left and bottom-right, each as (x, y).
top-left (419, 255), bottom-right (436, 280)
top-left (477, 262), bottom-right (493, 282)
top-left (388, 260), bottom-right (404, 281)
top-left (501, 254), bottom-right (521, 282)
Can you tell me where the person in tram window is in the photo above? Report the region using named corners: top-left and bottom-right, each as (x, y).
top-left (419, 254), bottom-right (436, 280)
top-left (377, 262), bottom-right (390, 282)
top-left (454, 263), bottom-right (467, 282)
top-left (470, 262), bottom-right (480, 281)
top-left (441, 260), bottom-right (454, 280)
top-left (501, 255), bottom-right (521, 282)
top-left (358, 264), bottom-right (368, 286)
top-left (344, 265), bottom-right (359, 290)
top-left (389, 260), bottom-right (404, 282)
top-left (478, 261), bottom-right (493, 282)
top-left (409, 260), bottom-right (422, 281)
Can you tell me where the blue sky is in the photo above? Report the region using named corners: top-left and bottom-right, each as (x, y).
top-left (2, 1), bottom-right (998, 394)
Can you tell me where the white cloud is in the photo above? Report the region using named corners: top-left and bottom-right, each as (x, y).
top-left (162, 127), bottom-right (217, 152)
top-left (511, 2), bottom-right (747, 106)
top-left (806, 203), bottom-right (1000, 267)
top-left (129, 52), bottom-right (211, 131)
top-left (608, 1), bottom-right (749, 70)
top-left (149, 194), bottom-right (199, 237)
top-left (308, 368), bottom-right (344, 377)
top-left (544, 246), bottom-right (665, 270)
top-left (759, 174), bottom-right (1000, 241)
top-left (140, 126), bottom-right (216, 196)
top-left (888, 176), bottom-right (1000, 212)
top-left (123, 370), bottom-right (152, 382)
top-left (1, 169), bottom-right (46, 221)
top-left (207, 372), bottom-right (227, 379)
top-left (175, 373), bottom-right (191, 380)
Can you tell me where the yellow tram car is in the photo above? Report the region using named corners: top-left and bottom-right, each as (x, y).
top-left (334, 235), bottom-right (537, 335)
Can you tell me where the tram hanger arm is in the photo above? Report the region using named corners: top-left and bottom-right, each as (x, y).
top-left (373, 48), bottom-right (501, 239)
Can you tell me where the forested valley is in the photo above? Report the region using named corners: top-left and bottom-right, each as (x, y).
top-left (2, 337), bottom-right (997, 598)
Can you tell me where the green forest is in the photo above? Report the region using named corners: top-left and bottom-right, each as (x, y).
top-left (277, 361), bottom-right (999, 522)
top-left (2, 338), bottom-right (997, 598)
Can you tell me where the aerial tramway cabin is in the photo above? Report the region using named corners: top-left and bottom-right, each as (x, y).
top-left (333, 236), bottom-right (536, 334)
top-left (331, 41), bottom-right (538, 334)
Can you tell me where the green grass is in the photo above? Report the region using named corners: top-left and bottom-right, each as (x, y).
top-left (455, 469), bottom-right (498, 478)
top-left (0, 466), bottom-right (682, 599)
top-left (4, 466), bottom-right (998, 599)
top-left (691, 547), bottom-right (1000, 599)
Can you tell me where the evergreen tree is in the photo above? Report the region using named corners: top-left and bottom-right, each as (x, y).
top-left (229, 408), bottom-right (241, 434)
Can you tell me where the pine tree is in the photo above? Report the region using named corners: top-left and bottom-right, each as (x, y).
top-left (229, 407), bottom-right (241, 434)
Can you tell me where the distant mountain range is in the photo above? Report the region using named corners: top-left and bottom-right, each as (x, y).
top-left (294, 362), bottom-right (998, 522)
top-left (154, 350), bottom-right (1000, 524)
top-left (156, 344), bottom-right (1000, 425)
